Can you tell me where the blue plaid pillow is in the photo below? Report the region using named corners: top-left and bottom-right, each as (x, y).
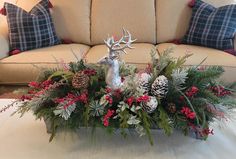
top-left (182, 0), bottom-right (236, 50)
top-left (4, 0), bottom-right (60, 52)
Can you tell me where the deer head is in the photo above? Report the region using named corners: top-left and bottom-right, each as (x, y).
top-left (98, 28), bottom-right (136, 65)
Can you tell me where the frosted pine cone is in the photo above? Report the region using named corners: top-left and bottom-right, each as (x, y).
top-left (136, 73), bottom-right (151, 94)
top-left (141, 96), bottom-right (158, 113)
top-left (72, 71), bottom-right (89, 89)
top-left (151, 75), bottom-right (168, 99)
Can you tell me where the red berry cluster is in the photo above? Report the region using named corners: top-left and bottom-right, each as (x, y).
top-left (103, 109), bottom-right (115, 127)
top-left (209, 86), bottom-right (231, 97)
top-left (113, 89), bottom-right (122, 99)
top-left (83, 69), bottom-right (97, 76)
top-left (201, 128), bottom-right (214, 136)
top-left (105, 95), bottom-right (113, 105)
top-left (104, 88), bottom-right (122, 104)
top-left (186, 86), bottom-right (199, 98)
top-left (28, 80), bottom-right (53, 89)
top-left (189, 123), bottom-right (214, 137)
top-left (136, 95), bottom-right (150, 103)
top-left (126, 96), bottom-right (136, 106)
top-left (126, 95), bottom-right (150, 107)
top-left (21, 95), bottom-right (33, 101)
top-left (54, 93), bottom-right (88, 109)
top-left (181, 107), bottom-right (196, 119)
top-left (105, 87), bottom-right (112, 93)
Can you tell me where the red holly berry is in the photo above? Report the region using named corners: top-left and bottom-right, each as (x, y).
top-left (103, 109), bottom-right (115, 127)
top-left (136, 95), bottom-right (150, 103)
top-left (126, 96), bottom-right (135, 106)
top-left (181, 106), bottom-right (196, 120)
top-left (186, 86), bottom-right (199, 97)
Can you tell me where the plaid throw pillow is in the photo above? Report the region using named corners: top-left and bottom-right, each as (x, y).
top-left (4, 0), bottom-right (60, 52)
top-left (182, 0), bottom-right (236, 50)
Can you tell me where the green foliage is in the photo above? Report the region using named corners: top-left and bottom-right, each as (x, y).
top-left (156, 106), bottom-right (173, 136)
top-left (171, 69), bottom-right (188, 90)
top-left (187, 66), bottom-right (224, 88)
top-left (89, 101), bottom-right (104, 117)
top-left (139, 110), bottom-right (153, 145)
top-left (10, 47), bottom-right (236, 145)
top-left (69, 60), bottom-right (86, 73)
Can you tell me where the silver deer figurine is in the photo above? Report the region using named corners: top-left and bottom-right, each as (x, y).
top-left (98, 29), bottom-right (136, 89)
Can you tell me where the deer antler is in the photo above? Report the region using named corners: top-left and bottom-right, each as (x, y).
top-left (104, 28), bottom-right (136, 58)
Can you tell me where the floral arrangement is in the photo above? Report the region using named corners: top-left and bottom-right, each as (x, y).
top-left (2, 30), bottom-right (235, 145)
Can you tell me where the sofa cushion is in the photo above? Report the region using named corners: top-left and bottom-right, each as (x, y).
top-left (91, 0), bottom-right (156, 45)
top-left (0, 44), bottom-right (90, 84)
top-left (156, 0), bottom-right (236, 43)
top-left (85, 43), bottom-right (155, 68)
top-left (4, 0), bottom-right (61, 52)
top-left (157, 43), bottom-right (236, 83)
top-left (16, 0), bottom-right (91, 45)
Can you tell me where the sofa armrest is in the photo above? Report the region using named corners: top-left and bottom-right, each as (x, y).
top-left (0, 18), bottom-right (9, 59)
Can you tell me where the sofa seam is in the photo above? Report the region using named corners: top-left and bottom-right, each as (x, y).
top-left (89, 0), bottom-right (93, 46)
top-left (0, 62), bottom-right (236, 68)
top-left (154, 0), bottom-right (157, 44)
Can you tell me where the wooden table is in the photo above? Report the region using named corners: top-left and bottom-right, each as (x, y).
top-left (1, 99), bottom-right (236, 159)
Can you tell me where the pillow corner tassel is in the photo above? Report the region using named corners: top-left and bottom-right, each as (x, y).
top-left (9, 49), bottom-right (21, 56)
top-left (188, 0), bottom-right (196, 8)
top-left (224, 49), bottom-right (236, 56)
top-left (0, 7), bottom-right (6, 16)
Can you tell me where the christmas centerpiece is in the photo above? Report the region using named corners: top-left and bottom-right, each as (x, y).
top-left (2, 29), bottom-right (235, 145)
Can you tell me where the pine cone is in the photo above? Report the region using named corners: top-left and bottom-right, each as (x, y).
top-left (168, 103), bottom-right (176, 113)
top-left (151, 75), bottom-right (168, 99)
top-left (72, 71), bottom-right (89, 89)
top-left (136, 73), bottom-right (151, 94)
top-left (141, 96), bottom-right (158, 114)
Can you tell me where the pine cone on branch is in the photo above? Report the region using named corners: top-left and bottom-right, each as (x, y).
top-left (151, 75), bottom-right (168, 99)
top-left (72, 71), bottom-right (89, 89)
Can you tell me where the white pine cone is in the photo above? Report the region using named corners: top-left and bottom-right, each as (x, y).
top-left (142, 96), bottom-right (158, 113)
top-left (151, 75), bottom-right (168, 99)
top-left (136, 73), bottom-right (151, 94)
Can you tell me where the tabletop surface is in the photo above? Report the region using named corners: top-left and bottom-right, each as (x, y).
top-left (0, 99), bottom-right (236, 159)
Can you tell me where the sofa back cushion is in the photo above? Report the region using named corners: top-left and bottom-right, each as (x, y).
top-left (156, 0), bottom-right (236, 43)
top-left (91, 0), bottom-right (156, 45)
top-left (16, 0), bottom-right (91, 45)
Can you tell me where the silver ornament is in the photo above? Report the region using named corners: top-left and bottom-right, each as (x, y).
top-left (151, 75), bottom-right (168, 99)
top-left (135, 73), bottom-right (151, 94)
top-left (142, 96), bottom-right (158, 113)
top-left (98, 28), bottom-right (136, 90)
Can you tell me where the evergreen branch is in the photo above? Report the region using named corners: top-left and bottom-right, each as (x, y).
top-left (0, 100), bottom-right (18, 113)
top-left (157, 106), bottom-right (173, 136)
top-left (202, 110), bottom-right (206, 128)
top-left (83, 104), bottom-right (90, 127)
top-left (140, 110), bottom-right (153, 145)
top-left (198, 90), bottom-right (219, 103)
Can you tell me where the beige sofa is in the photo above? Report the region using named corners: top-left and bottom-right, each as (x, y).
top-left (0, 0), bottom-right (235, 85)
